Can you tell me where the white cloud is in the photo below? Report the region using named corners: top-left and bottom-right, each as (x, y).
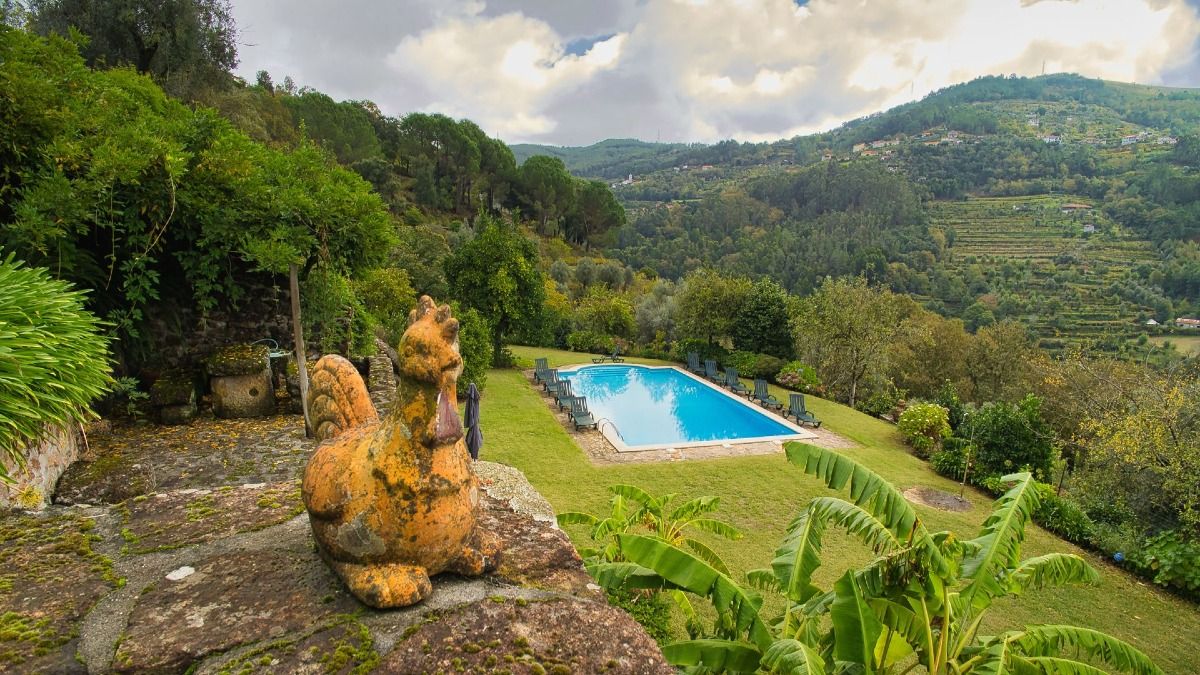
top-left (232, 0), bottom-right (1200, 145)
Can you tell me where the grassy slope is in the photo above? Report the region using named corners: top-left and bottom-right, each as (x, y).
top-left (477, 346), bottom-right (1200, 674)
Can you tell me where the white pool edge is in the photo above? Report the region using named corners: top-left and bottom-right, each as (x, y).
top-left (556, 363), bottom-right (818, 453)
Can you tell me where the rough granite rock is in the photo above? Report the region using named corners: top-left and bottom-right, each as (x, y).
top-left (382, 596), bottom-right (675, 674)
top-left (480, 493), bottom-right (598, 597)
top-left (113, 549), bottom-right (359, 673)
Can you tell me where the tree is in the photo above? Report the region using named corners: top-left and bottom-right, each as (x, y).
top-left (675, 269), bottom-right (751, 348)
top-left (961, 395), bottom-right (1057, 482)
top-left (967, 320), bottom-right (1034, 402)
top-left (731, 278), bottom-right (792, 358)
top-left (517, 155), bottom-right (575, 236)
top-left (889, 310), bottom-right (971, 400)
top-left (444, 217), bottom-right (545, 357)
top-left (29, 0), bottom-right (238, 95)
top-left (792, 277), bottom-right (909, 408)
top-left (575, 287), bottom-right (635, 340)
top-left (565, 179), bottom-right (624, 247)
top-left (591, 445), bottom-right (1161, 675)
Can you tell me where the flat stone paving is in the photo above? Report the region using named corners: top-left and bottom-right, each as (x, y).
top-left (1, 410), bottom-right (668, 674)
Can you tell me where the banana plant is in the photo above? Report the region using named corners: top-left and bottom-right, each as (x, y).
top-left (589, 443), bottom-right (1163, 675)
top-left (557, 484), bottom-right (743, 572)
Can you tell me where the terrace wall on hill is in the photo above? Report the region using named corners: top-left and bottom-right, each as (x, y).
top-left (0, 424), bottom-right (80, 510)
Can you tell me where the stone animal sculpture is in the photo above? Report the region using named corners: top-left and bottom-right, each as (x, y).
top-left (302, 296), bottom-right (500, 608)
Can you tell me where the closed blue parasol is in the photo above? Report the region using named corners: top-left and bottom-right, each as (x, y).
top-left (464, 382), bottom-right (483, 460)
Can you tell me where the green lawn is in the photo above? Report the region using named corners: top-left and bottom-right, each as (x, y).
top-left (478, 346), bottom-right (1200, 674)
top-left (1150, 334), bottom-right (1200, 356)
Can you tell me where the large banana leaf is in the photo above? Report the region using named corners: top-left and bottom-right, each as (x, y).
top-left (1009, 625), bottom-right (1165, 675)
top-left (686, 536), bottom-right (734, 576)
top-left (587, 561), bottom-right (679, 591)
top-left (784, 443), bottom-right (951, 577)
top-left (689, 517), bottom-right (744, 540)
top-left (1008, 553), bottom-right (1098, 595)
top-left (556, 511), bottom-right (600, 528)
top-left (1017, 656), bottom-right (1110, 675)
top-left (661, 639), bottom-right (763, 673)
top-left (830, 570), bottom-right (883, 669)
top-left (669, 495), bottom-right (723, 522)
top-left (617, 533), bottom-right (774, 651)
top-left (761, 639), bottom-right (827, 675)
top-left (960, 472), bottom-right (1037, 609)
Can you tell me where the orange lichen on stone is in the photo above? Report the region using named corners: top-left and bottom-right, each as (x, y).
top-left (307, 355), bottom-right (378, 442)
top-left (301, 296), bottom-right (500, 608)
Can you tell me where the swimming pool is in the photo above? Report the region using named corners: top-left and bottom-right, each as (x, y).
top-left (558, 364), bottom-right (812, 451)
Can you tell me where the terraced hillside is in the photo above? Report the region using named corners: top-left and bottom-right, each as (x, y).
top-left (929, 195), bottom-right (1159, 348)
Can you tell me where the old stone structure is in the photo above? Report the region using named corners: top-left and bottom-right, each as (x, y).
top-left (302, 296), bottom-right (500, 608)
top-left (0, 424), bottom-right (80, 509)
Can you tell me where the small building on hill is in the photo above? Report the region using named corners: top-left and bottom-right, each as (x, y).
top-left (1176, 317), bottom-right (1200, 329)
top-left (1082, 223), bottom-right (1096, 234)
top-left (1061, 203), bottom-right (1092, 214)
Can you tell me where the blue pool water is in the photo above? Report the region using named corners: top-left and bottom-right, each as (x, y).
top-left (559, 365), bottom-right (801, 447)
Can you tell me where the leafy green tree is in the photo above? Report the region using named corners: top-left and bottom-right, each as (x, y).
top-left (731, 278), bottom-right (793, 359)
top-left (517, 155), bottom-right (575, 236)
top-left (354, 267), bottom-right (416, 346)
top-left (452, 304), bottom-right (493, 392)
top-left (592, 444), bottom-right (1162, 675)
top-left (675, 268), bottom-right (751, 348)
top-left (28, 0), bottom-right (237, 95)
top-left (565, 179), bottom-right (625, 247)
top-left (444, 217), bottom-right (545, 357)
top-left (962, 301), bottom-right (996, 332)
top-left (0, 254), bottom-right (112, 482)
top-left (966, 320), bottom-right (1035, 402)
top-left (792, 277), bottom-right (910, 408)
top-left (961, 395), bottom-right (1057, 482)
top-left (282, 91), bottom-right (381, 164)
top-left (575, 287), bottom-right (635, 340)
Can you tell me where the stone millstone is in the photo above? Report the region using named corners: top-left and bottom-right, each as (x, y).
top-left (211, 367), bottom-right (275, 419)
top-left (383, 596), bottom-right (675, 674)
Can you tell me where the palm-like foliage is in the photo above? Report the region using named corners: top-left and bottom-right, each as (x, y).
top-left (589, 443), bottom-right (1163, 675)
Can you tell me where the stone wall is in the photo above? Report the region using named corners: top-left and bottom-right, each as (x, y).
top-left (0, 424), bottom-right (81, 510)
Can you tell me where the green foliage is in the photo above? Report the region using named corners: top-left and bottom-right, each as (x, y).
top-left (897, 402), bottom-right (951, 459)
top-left (566, 330), bottom-right (614, 354)
top-left (961, 394), bottom-right (1057, 482)
top-left (205, 343), bottom-right (269, 377)
top-left (0, 254), bottom-right (112, 482)
top-left (674, 269), bottom-right (751, 348)
top-left (28, 0), bottom-right (237, 95)
top-left (574, 287), bottom-right (635, 340)
top-left (792, 277), bottom-right (909, 408)
top-left (445, 217), bottom-right (545, 356)
top-left (932, 380), bottom-right (968, 431)
top-left (518, 155), bottom-right (575, 236)
top-left (565, 178), bottom-right (625, 246)
top-left (591, 444), bottom-right (1156, 675)
top-left (353, 268), bottom-right (416, 346)
top-left (283, 91), bottom-right (380, 165)
top-left (453, 304), bottom-right (492, 392)
top-left (856, 382), bottom-right (905, 418)
top-left (1132, 530), bottom-right (1200, 599)
top-left (774, 361), bottom-right (820, 392)
top-left (0, 27), bottom-right (392, 362)
top-left (1033, 484), bottom-right (1095, 546)
top-left (731, 278), bottom-right (792, 358)
top-left (300, 266), bottom-right (375, 357)
top-left (606, 589), bottom-right (673, 645)
top-left (724, 351), bottom-right (784, 380)
top-left (930, 438), bottom-right (970, 481)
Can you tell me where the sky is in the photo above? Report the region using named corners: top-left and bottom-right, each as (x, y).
top-left (231, 0), bottom-right (1200, 146)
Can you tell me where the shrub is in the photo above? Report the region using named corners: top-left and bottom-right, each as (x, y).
top-left (566, 330), bottom-right (614, 354)
top-left (960, 394), bottom-right (1056, 482)
top-left (724, 351), bottom-right (785, 380)
top-left (301, 266), bottom-right (376, 357)
top-left (857, 381), bottom-right (904, 418)
top-left (1033, 483), bottom-right (1094, 545)
top-left (0, 255), bottom-right (113, 482)
top-left (775, 360), bottom-right (820, 392)
top-left (353, 267), bottom-right (416, 346)
top-left (931, 438), bottom-right (971, 480)
top-left (1132, 530), bottom-right (1200, 599)
top-left (671, 337), bottom-right (728, 364)
top-left (933, 380), bottom-right (968, 431)
top-left (898, 402), bottom-right (951, 458)
top-left (453, 305), bottom-right (492, 392)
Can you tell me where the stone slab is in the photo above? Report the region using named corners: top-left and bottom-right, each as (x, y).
top-left (381, 596), bottom-right (674, 674)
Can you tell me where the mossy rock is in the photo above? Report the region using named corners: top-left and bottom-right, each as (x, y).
top-left (149, 369), bottom-right (197, 406)
top-left (207, 344), bottom-right (270, 377)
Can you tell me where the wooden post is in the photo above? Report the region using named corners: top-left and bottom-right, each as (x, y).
top-left (290, 263), bottom-right (312, 437)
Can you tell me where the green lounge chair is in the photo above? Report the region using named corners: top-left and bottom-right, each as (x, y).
top-left (686, 351), bottom-right (704, 374)
top-left (533, 357), bottom-right (549, 382)
top-left (554, 380), bottom-right (576, 410)
top-left (543, 370), bottom-right (561, 392)
top-left (725, 367), bottom-right (750, 396)
top-left (753, 379), bottom-right (783, 410)
top-left (704, 359), bottom-right (722, 383)
top-left (592, 347), bottom-right (624, 364)
top-left (787, 393), bottom-right (821, 428)
top-left (571, 397), bottom-right (597, 430)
